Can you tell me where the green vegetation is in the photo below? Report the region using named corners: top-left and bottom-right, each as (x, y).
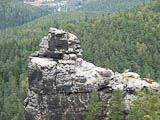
top-left (69, 1), bottom-right (160, 81)
top-left (0, 1), bottom-right (51, 29)
top-left (127, 88), bottom-right (160, 120)
top-left (78, 0), bottom-right (151, 12)
top-left (85, 89), bottom-right (102, 120)
top-left (0, 11), bottom-right (104, 120)
top-left (0, 0), bottom-right (153, 30)
top-left (54, 0), bottom-right (151, 12)
top-left (108, 89), bottom-right (125, 120)
top-left (0, 0), bottom-right (160, 119)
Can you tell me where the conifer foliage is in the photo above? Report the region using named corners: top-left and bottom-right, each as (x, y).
top-left (108, 89), bottom-right (125, 120)
top-left (127, 88), bottom-right (160, 120)
top-left (0, 0), bottom-right (160, 119)
top-left (85, 89), bottom-right (102, 120)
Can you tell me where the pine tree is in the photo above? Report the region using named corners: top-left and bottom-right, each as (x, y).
top-left (127, 89), bottom-right (160, 120)
top-left (85, 89), bottom-right (102, 120)
top-left (108, 89), bottom-right (125, 120)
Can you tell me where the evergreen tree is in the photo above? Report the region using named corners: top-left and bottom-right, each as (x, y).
top-left (127, 88), bottom-right (160, 120)
top-left (0, 1), bottom-right (160, 119)
top-left (108, 89), bottom-right (125, 120)
top-left (85, 89), bottom-right (102, 120)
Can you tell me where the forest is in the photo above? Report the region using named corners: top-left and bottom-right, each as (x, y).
top-left (0, 0), bottom-right (152, 29)
top-left (60, 0), bottom-right (151, 11)
top-left (0, 0), bottom-right (160, 120)
top-left (78, 0), bottom-right (151, 11)
top-left (0, 0), bottom-right (52, 29)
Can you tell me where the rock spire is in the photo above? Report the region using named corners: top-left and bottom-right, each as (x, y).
top-left (24, 28), bottom-right (159, 120)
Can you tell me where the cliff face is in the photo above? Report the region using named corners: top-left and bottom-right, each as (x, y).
top-left (24, 28), bottom-right (159, 120)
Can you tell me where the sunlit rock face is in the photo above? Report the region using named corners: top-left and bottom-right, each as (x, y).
top-left (24, 28), bottom-right (159, 120)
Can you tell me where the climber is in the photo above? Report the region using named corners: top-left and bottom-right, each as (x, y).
top-left (72, 70), bottom-right (77, 75)
top-left (72, 67), bottom-right (77, 75)
top-left (66, 32), bottom-right (70, 39)
top-left (76, 58), bottom-right (83, 67)
top-left (78, 60), bottom-right (82, 67)
top-left (99, 71), bottom-right (103, 75)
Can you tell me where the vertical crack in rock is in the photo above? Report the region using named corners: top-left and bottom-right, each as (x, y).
top-left (24, 28), bottom-right (160, 120)
top-left (54, 63), bottom-right (58, 90)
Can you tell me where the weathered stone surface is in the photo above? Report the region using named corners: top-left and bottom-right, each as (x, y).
top-left (24, 28), bottom-right (159, 120)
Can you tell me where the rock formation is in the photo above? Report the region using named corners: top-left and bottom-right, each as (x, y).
top-left (24, 28), bottom-right (159, 120)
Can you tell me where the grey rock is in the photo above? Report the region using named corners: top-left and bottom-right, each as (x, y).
top-left (24, 28), bottom-right (159, 120)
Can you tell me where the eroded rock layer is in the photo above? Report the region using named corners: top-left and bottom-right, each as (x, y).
top-left (24, 28), bottom-right (159, 120)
